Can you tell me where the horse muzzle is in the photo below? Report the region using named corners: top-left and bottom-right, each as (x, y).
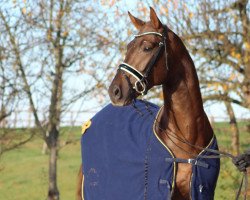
top-left (108, 82), bottom-right (135, 106)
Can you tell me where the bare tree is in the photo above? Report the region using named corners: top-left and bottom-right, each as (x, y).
top-left (0, 32), bottom-right (36, 156)
top-left (0, 0), bottom-right (121, 199)
top-left (225, 101), bottom-right (240, 154)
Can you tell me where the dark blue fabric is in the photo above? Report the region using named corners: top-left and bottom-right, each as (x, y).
top-left (191, 138), bottom-right (220, 200)
top-left (81, 100), bottom-right (220, 200)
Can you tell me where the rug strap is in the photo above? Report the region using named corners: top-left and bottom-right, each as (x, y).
top-left (165, 158), bottom-right (209, 168)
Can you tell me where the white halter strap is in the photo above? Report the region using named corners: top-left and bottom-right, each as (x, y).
top-left (119, 62), bottom-right (147, 95)
top-left (119, 62), bottom-right (143, 81)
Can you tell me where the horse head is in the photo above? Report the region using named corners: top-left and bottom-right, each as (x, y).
top-left (108, 7), bottom-right (170, 106)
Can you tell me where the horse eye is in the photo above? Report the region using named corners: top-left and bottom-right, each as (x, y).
top-left (143, 46), bottom-right (153, 52)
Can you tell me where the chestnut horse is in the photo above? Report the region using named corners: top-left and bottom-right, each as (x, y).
top-left (77, 8), bottom-right (220, 200)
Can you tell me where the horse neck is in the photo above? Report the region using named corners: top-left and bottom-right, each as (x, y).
top-left (160, 40), bottom-right (213, 149)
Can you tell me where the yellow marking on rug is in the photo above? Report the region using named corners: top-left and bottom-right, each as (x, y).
top-left (82, 119), bottom-right (92, 134)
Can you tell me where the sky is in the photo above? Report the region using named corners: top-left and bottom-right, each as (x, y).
top-left (2, 0), bottom-right (249, 127)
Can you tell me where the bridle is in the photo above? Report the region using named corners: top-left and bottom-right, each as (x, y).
top-left (118, 27), bottom-right (168, 95)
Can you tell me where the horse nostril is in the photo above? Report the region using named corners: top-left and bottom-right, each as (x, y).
top-left (113, 85), bottom-right (122, 99)
top-left (114, 88), bottom-right (119, 96)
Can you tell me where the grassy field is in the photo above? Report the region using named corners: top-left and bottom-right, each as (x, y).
top-left (0, 122), bottom-right (249, 200)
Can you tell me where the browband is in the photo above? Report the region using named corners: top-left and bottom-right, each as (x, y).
top-left (134, 32), bottom-right (163, 37)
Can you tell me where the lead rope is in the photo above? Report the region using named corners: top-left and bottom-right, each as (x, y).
top-left (134, 100), bottom-right (248, 200)
top-left (236, 172), bottom-right (248, 200)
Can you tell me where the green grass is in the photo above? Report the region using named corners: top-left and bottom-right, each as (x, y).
top-left (0, 127), bottom-right (81, 200)
top-left (0, 123), bottom-right (249, 200)
top-left (213, 122), bottom-right (250, 200)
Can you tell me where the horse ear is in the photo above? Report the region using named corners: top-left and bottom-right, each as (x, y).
top-left (149, 7), bottom-right (162, 29)
top-left (128, 11), bottom-right (145, 30)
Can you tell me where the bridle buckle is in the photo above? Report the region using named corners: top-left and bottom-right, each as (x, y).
top-left (133, 79), bottom-right (147, 95)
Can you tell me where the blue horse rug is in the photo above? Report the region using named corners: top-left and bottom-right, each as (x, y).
top-left (81, 100), bottom-right (220, 200)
